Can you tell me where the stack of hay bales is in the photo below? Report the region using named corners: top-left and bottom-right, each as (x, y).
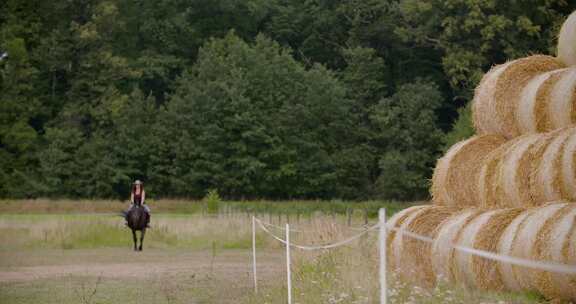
top-left (432, 127), bottom-right (576, 209)
top-left (388, 11), bottom-right (576, 302)
top-left (431, 203), bottom-right (576, 299)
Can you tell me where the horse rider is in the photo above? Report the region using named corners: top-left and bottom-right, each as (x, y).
top-left (125, 180), bottom-right (150, 227)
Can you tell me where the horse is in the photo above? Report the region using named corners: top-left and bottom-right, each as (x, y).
top-left (123, 201), bottom-right (148, 251)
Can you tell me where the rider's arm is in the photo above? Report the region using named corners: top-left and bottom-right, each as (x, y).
top-left (142, 190), bottom-right (146, 204)
top-left (130, 192), bottom-right (134, 204)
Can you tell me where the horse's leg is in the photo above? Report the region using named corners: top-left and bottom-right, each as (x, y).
top-left (132, 229), bottom-right (138, 251)
top-left (139, 229), bottom-right (145, 251)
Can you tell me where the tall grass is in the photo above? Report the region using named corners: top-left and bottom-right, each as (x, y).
top-left (0, 214), bottom-right (267, 251)
top-left (0, 199), bottom-right (417, 219)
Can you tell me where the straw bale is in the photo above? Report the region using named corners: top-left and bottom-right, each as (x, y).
top-left (495, 134), bottom-right (543, 208)
top-left (454, 208), bottom-right (523, 291)
top-left (473, 63), bottom-right (511, 135)
top-left (561, 132), bottom-right (576, 200)
top-left (431, 210), bottom-right (480, 283)
top-left (499, 203), bottom-right (569, 291)
top-left (478, 138), bottom-right (523, 208)
top-left (534, 204), bottom-right (576, 300)
top-left (394, 206), bottom-right (457, 287)
top-left (497, 208), bottom-right (534, 291)
top-left (386, 205), bottom-right (428, 271)
top-left (517, 69), bottom-right (566, 133)
top-left (431, 135), bottom-right (506, 207)
top-left (548, 68), bottom-right (576, 130)
top-left (513, 203), bottom-right (571, 290)
top-left (431, 140), bottom-right (468, 206)
top-left (473, 55), bottom-right (564, 138)
top-left (531, 129), bottom-right (573, 205)
top-left (558, 11), bottom-right (576, 66)
top-left (391, 207), bottom-right (430, 281)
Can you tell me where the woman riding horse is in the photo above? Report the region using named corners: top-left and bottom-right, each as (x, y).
top-left (123, 180), bottom-right (151, 251)
top-left (126, 180), bottom-right (150, 227)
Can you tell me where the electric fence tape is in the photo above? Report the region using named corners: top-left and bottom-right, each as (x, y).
top-left (254, 216), bottom-right (576, 273)
top-left (255, 217), bottom-right (379, 250)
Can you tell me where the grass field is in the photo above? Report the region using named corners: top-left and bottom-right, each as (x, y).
top-left (0, 200), bottom-right (547, 304)
top-left (0, 198), bottom-right (416, 219)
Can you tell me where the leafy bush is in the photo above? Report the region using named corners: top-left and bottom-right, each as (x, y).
top-left (204, 189), bottom-right (221, 214)
top-left (443, 103), bottom-right (475, 151)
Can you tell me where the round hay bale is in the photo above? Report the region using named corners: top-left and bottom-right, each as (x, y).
top-left (497, 208), bottom-right (535, 291)
top-left (477, 129), bottom-right (574, 209)
top-left (453, 208), bottom-right (523, 291)
top-left (472, 55), bottom-right (564, 138)
top-left (498, 203), bottom-right (569, 292)
top-left (391, 206), bottom-right (456, 287)
top-left (548, 68), bottom-right (576, 130)
top-left (517, 69), bottom-right (567, 133)
top-left (534, 204), bottom-right (576, 300)
top-left (431, 135), bottom-right (506, 207)
top-left (473, 62), bottom-right (512, 135)
top-left (477, 138), bottom-right (523, 209)
top-left (391, 207), bottom-right (432, 280)
top-left (431, 140), bottom-right (469, 206)
top-left (495, 133), bottom-right (543, 208)
top-left (558, 11), bottom-right (576, 66)
top-left (512, 203), bottom-right (571, 291)
top-left (561, 131), bottom-right (576, 200)
top-left (431, 210), bottom-right (480, 283)
top-left (531, 128), bottom-right (573, 204)
top-left (386, 205), bottom-right (428, 271)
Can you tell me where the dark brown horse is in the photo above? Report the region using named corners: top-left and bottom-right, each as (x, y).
top-left (123, 201), bottom-right (148, 251)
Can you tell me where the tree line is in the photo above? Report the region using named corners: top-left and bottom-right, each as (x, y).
top-left (1, 0), bottom-right (573, 200)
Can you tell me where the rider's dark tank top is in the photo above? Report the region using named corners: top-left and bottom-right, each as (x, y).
top-left (134, 191), bottom-right (142, 203)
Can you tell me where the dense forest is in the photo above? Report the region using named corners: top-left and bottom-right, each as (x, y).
top-left (1, 0), bottom-right (574, 200)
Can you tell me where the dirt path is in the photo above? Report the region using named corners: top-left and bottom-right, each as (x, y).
top-left (0, 248), bottom-right (283, 303)
top-left (0, 248), bottom-right (282, 283)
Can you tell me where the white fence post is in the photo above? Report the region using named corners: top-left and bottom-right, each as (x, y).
top-left (286, 223), bottom-right (292, 304)
top-left (252, 216), bottom-right (258, 293)
top-left (379, 208), bottom-right (387, 304)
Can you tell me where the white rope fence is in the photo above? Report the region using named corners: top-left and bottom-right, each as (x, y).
top-left (257, 220), bottom-right (306, 232)
top-left (255, 217), bottom-right (378, 250)
top-left (251, 208), bottom-right (576, 304)
top-left (258, 218), bottom-right (375, 233)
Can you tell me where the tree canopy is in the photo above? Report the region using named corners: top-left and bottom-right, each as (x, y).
top-left (1, 0), bottom-right (574, 200)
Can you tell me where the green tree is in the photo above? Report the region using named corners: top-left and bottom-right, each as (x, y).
top-left (163, 32), bottom-right (353, 199)
top-left (371, 79), bottom-right (444, 200)
top-left (443, 103), bottom-right (474, 151)
top-left (0, 30), bottom-right (42, 197)
top-left (396, 0), bottom-right (575, 98)
top-left (335, 46), bottom-right (388, 199)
